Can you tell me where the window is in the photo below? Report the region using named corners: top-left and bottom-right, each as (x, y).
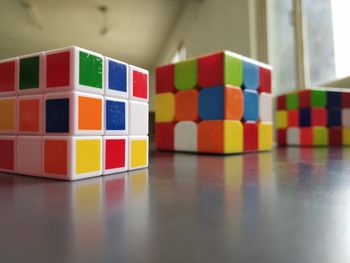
top-left (268, 0), bottom-right (350, 93)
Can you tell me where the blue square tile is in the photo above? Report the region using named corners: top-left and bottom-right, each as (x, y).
top-left (243, 89), bottom-right (259, 121)
top-left (243, 61), bottom-right (259, 90)
top-left (299, 108), bottom-right (311, 127)
top-left (46, 98), bottom-right (69, 133)
top-left (328, 108), bottom-right (341, 127)
top-left (108, 59), bottom-right (127, 93)
top-left (106, 100), bottom-right (126, 131)
top-left (199, 86), bottom-right (225, 120)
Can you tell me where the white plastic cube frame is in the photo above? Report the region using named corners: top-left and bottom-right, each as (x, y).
top-left (0, 57), bottom-right (18, 97)
top-left (18, 52), bottom-right (45, 95)
top-left (17, 136), bottom-right (42, 177)
top-left (129, 101), bottom-right (149, 135)
top-left (0, 135), bottom-right (16, 173)
top-left (128, 135), bottom-right (149, 171)
top-left (0, 96), bottom-right (17, 134)
top-left (129, 65), bottom-right (149, 102)
top-left (42, 136), bottom-right (102, 181)
top-left (259, 92), bottom-right (272, 122)
top-left (103, 136), bottom-right (128, 175)
top-left (44, 46), bottom-right (104, 94)
top-left (342, 109), bottom-right (350, 127)
top-left (44, 91), bottom-right (104, 136)
top-left (104, 97), bottom-right (129, 135)
top-left (287, 128), bottom-right (300, 145)
top-left (174, 121), bottom-right (197, 152)
top-left (17, 94), bottom-right (44, 134)
top-left (104, 57), bottom-right (129, 98)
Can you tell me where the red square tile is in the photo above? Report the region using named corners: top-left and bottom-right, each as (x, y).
top-left (288, 110), bottom-right (299, 127)
top-left (311, 108), bottom-right (327, 126)
top-left (133, 70), bottom-right (148, 100)
top-left (46, 51), bottom-right (70, 88)
top-left (0, 60), bottom-right (16, 93)
top-left (156, 64), bottom-right (175, 93)
top-left (259, 66), bottom-right (271, 93)
top-left (198, 52), bottom-right (224, 87)
top-left (243, 122), bottom-right (258, 151)
top-left (156, 123), bottom-right (174, 150)
top-left (105, 139), bottom-right (126, 169)
top-left (0, 139), bottom-right (15, 171)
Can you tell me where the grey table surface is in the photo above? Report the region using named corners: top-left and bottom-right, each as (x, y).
top-left (1, 147), bottom-right (350, 263)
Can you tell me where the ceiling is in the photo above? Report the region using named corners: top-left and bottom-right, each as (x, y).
top-left (0, 0), bottom-right (187, 69)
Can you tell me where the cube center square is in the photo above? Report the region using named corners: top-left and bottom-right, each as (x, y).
top-left (156, 50), bottom-right (272, 154)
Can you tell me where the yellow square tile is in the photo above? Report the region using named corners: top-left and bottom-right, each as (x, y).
top-left (76, 139), bottom-right (101, 174)
top-left (155, 93), bottom-right (175, 123)
top-left (313, 127), bottom-right (328, 146)
top-left (276, 111), bottom-right (287, 129)
top-left (0, 98), bottom-right (15, 131)
top-left (259, 122), bottom-right (273, 151)
top-left (343, 128), bottom-right (350, 146)
top-left (224, 120), bottom-right (243, 153)
top-left (130, 138), bottom-right (148, 168)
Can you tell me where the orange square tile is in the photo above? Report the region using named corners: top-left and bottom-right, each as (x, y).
top-left (78, 96), bottom-right (102, 130)
top-left (175, 90), bottom-right (198, 121)
top-left (198, 120), bottom-right (224, 153)
top-left (19, 98), bottom-right (40, 132)
top-left (225, 86), bottom-right (243, 120)
top-left (44, 139), bottom-right (67, 175)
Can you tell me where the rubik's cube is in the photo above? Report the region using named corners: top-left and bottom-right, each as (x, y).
top-left (155, 50), bottom-right (273, 154)
top-left (0, 46), bottom-right (149, 180)
top-left (276, 88), bottom-right (350, 146)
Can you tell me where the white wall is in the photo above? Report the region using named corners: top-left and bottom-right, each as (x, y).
top-left (150, 0), bottom-right (259, 111)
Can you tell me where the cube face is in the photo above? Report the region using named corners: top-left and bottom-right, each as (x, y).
top-left (156, 64), bottom-right (175, 93)
top-left (155, 93), bottom-right (175, 123)
top-left (0, 58), bottom-right (18, 96)
top-left (18, 95), bottom-right (43, 134)
top-left (129, 136), bottom-right (148, 170)
top-left (105, 58), bottom-right (128, 98)
top-left (174, 121), bottom-right (197, 152)
top-left (103, 136), bottom-right (128, 174)
top-left (156, 50), bottom-right (272, 154)
top-left (175, 59), bottom-right (197, 90)
top-left (17, 136), bottom-right (42, 176)
top-left (105, 98), bottom-right (128, 135)
top-left (156, 123), bottom-right (174, 151)
top-left (0, 97), bottom-right (16, 133)
top-left (130, 65), bottom-right (148, 101)
top-left (175, 90), bottom-right (198, 121)
top-left (0, 136), bottom-right (16, 173)
top-left (129, 101), bottom-right (148, 135)
top-left (19, 52), bottom-right (44, 94)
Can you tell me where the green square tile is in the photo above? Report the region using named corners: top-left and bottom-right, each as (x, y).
top-left (174, 59), bottom-right (197, 90)
top-left (19, 56), bottom-right (39, 90)
top-left (311, 90), bottom-right (326, 107)
top-left (286, 93), bottom-right (298, 109)
top-left (79, 51), bottom-right (103, 89)
top-left (224, 52), bottom-right (243, 86)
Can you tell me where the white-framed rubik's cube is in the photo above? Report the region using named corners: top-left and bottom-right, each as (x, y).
top-left (0, 46), bottom-right (149, 180)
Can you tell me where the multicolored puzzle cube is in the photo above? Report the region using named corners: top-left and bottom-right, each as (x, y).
top-left (155, 50), bottom-right (273, 154)
top-left (0, 46), bottom-right (149, 180)
top-left (276, 88), bottom-right (350, 146)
